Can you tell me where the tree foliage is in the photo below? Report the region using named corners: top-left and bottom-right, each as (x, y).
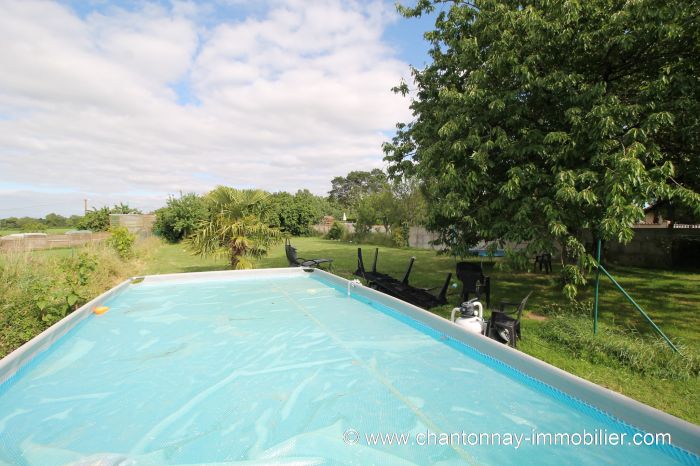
top-left (267, 190), bottom-right (337, 236)
top-left (19, 221), bottom-right (47, 233)
top-left (76, 207), bottom-right (111, 232)
top-left (385, 0), bottom-right (700, 297)
top-left (187, 187), bottom-right (282, 269)
top-left (0, 214), bottom-right (72, 230)
top-left (355, 178), bottom-right (428, 235)
top-left (328, 169), bottom-right (389, 212)
top-left (153, 193), bottom-right (208, 243)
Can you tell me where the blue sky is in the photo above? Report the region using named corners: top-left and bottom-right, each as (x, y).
top-left (0, 0), bottom-right (439, 217)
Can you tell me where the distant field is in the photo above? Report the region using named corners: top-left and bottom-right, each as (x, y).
top-left (0, 228), bottom-right (72, 236)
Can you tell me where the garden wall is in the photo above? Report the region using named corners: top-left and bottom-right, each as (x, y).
top-left (601, 228), bottom-right (700, 268)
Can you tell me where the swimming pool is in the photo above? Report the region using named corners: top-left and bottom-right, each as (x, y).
top-left (0, 268), bottom-right (698, 465)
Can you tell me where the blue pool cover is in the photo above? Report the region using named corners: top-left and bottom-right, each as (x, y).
top-left (0, 273), bottom-right (697, 465)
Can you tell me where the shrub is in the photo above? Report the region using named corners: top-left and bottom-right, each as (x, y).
top-left (267, 190), bottom-right (334, 236)
top-left (534, 314), bottom-right (700, 380)
top-left (0, 243), bottom-right (136, 357)
top-left (20, 221), bottom-right (46, 233)
top-left (325, 221), bottom-right (346, 240)
top-left (76, 207), bottom-right (110, 231)
top-left (391, 228), bottom-right (407, 247)
top-left (153, 193), bottom-right (207, 242)
top-left (108, 227), bottom-right (136, 259)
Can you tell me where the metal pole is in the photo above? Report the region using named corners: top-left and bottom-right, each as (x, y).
top-left (598, 264), bottom-right (680, 353)
top-left (593, 238), bottom-right (601, 335)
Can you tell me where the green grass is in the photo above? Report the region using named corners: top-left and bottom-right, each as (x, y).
top-left (143, 242), bottom-right (229, 275)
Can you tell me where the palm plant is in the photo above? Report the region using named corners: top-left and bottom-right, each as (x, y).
top-left (187, 187), bottom-right (282, 269)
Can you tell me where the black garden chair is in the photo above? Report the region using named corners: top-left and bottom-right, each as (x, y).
top-left (456, 261), bottom-right (491, 308)
top-left (535, 253), bottom-right (553, 273)
top-left (487, 292), bottom-right (532, 348)
top-left (354, 248), bottom-right (451, 309)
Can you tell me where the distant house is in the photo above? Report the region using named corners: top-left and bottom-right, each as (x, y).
top-left (639, 203), bottom-right (670, 228)
top-left (639, 202), bottom-right (700, 229)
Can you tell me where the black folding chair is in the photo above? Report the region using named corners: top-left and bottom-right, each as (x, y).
top-left (354, 248), bottom-right (451, 309)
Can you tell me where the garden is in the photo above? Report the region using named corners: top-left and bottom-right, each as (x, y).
top-left (1, 0), bottom-right (699, 438)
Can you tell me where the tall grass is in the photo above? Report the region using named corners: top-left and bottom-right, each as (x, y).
top-left (533, 314), bottom-right (700, 380)
top-left (0, 238), bottom-right (158, 357)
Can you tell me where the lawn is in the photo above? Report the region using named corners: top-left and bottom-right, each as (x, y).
top-left (141, 237), bottom-right (700, 423)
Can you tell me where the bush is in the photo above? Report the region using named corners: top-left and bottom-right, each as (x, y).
top-left (76, 207), bottom-right (110, 231)
top-left (267, 190), bottom-right (334, 236)
top-left (0, 243), bottom-right (138, 357)
top-left (325, 221), bottom-right (346, 240)
top-left (20, 221), bottom-right (46, 233)
top-left (108, 227), bottom-right (136, 259)
top-left (533, 314), bottom-right (700, 380)
top-left (391, 228), bottom-right (407, 247)
top-left (154, 193), bottom-right (207, 243)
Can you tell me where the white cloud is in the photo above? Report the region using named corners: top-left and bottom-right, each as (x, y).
top-left (0, 0), bottom-right (410, 216)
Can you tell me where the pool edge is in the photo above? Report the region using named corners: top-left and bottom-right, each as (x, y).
top-left (0, 277), bottom-right (133, 386)
top-left (309, 268), bottom-right (700, 457)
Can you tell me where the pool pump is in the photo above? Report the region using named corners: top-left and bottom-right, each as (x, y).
top-left (450, 298), bottom-right (486, 335)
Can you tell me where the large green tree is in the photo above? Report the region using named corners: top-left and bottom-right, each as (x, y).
top-left (268, 189), bottom-right (338, 236)
top-left (384, 0), bottom-right (700, 297)
top-left (328, 169), bottom-right (389, 212)
top-left (188, 187), bottom-right (282, 269)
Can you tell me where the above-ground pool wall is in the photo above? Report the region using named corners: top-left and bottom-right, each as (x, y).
top-left (312, 269), bottom-right (700, 456)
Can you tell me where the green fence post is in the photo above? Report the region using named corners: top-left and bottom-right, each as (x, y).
top-left (597, 264), bottom-right (680, 354)
top-left (593, 238), bottom-right (601, 335)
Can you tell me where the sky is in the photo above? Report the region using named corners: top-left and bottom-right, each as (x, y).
top-left (0, 0), bottom-right (438, 217)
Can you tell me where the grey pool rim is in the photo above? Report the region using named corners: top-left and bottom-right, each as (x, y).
top-left (0, 267), bottom-right (698, 458)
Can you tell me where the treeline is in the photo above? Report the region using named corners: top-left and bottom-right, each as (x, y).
top-left (3, 170), bottom-right (426, 242)
top-left (0, 214), bottom-right (82, 231)
top-left (154, 170), bottom-right (427, 244)
top-left (153, 189), bottom-right (341, 243)
top-left (0, 203), bottom-right (142, 233)
top-left (328, 169), bottom-right (426, 246)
